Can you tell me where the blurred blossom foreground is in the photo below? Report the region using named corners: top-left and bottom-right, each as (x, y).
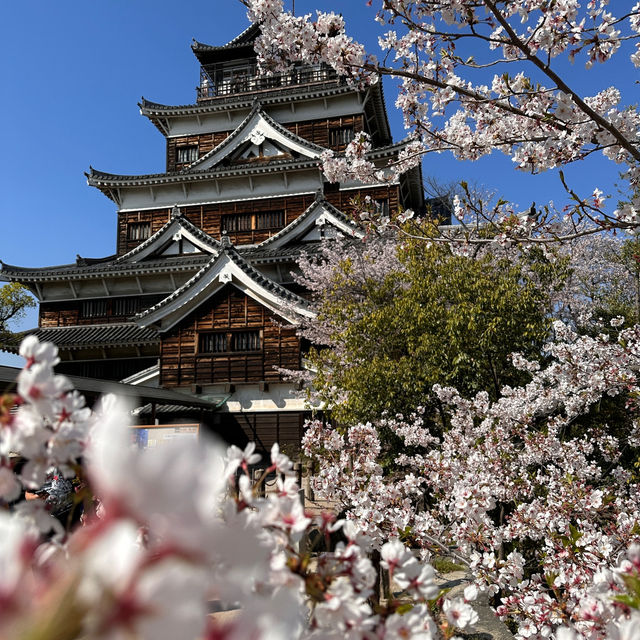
top-left (0, 336), bottom-right (471, 640)
top-left (2, 336), bottom-right (640, 640)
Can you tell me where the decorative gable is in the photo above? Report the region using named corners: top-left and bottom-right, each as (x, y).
top-left (231, 135), bottom-right (292, 164)
top-left (186, 105), bottom-right (326, 171)
top-left (117, 206), bottom-right (220, 263)
top-left (136, 239), bottom-right (312, 332)
top-left (253, 195), bottom-right (363, 251)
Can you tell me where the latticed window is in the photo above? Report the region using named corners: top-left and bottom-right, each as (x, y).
top-left (177, 145), bottom-right (198, 163)
top-left (221, 214), bottom-right (253, 232)
top-left (80, 299), bottom-right (108, 318)
top-left (198, 330), bottom-right (261, 353)
top-left (199, 332), bottom-right (228, 353)
top-left (375, 199), bottom-right (390, 216)
top-left (329, 126), bottom-right (355, 147)
top-left (112, 297), bottom-right (139, 317)
top-left (231, 331), bottom-right (261, 351)
top-left (221, 212), bottom-right (284, 232)
top-left (127, 222), bottom-right (151, 241)
top-left (254, 211), bottom-right (284, 229)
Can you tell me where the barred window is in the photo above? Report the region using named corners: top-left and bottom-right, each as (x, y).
top-left (177, 145), bottom-right (198, 164)
top-left (198, 331), bottom-right (261, 353)
top-left (375, 199), bottom-right (390, 216)
top-left (255, 211), bottom-right (284, 229)
top-left (221, 211), bottom-right (284, 232)
top-left (199, 332), bottom-right (228, 353)
top-left (221, 214), bottom-right (252, 232)
top-left (127, 222), bottom-right (151, 241)
top-left (112, 297), bottom-right (139, 317)
top-left (329, 126), bottom-right (355, 147)
top-left (80, 299), bottom-right (107, 318)
top-left (231, 331), bottom-right (261, 351)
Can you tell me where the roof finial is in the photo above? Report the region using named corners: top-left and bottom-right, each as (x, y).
top-left (221, 230), bottom-right (231, 248)
top-left (315, 187), bottom-right (324, 202)
top-left (171, 204), bottom-right (181, 218)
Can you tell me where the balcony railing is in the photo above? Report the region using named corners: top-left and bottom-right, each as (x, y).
top-left (197, 64), bottom-right (337, 100)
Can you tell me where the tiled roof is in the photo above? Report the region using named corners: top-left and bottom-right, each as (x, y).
top-left (115, 212), bottom-right (220, 264)
top-left (191, 23), bottom-right (259, 53)
top-left (0, 365), bottom-right (220, 410)
top-left (86, 157), bottom-right (319, 188)
top-left (137, 242), bottom-right (308, 323)
top-left (253, 196), bottom-right (358, 250)
top-left (241, 242), bottom-right (325, 264)
top-left (0, 254), bottom-right (210, 282)
top-left (18, 323), bottom-right (158, 350)
top-left (138, 83), bottom-right (353, 116)
top-left (226, 245), bottom-right (309, 305)
top-left (133, 403), bottom-right (220, 416)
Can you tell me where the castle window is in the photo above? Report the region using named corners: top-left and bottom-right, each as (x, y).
top-left (254, 211), bottom-right (285, 229)
top-left (221, 211), bottom-right (284, 232)
top-left (231, 331), bottom-right (261, 351)
top-left (80, 299), bottom-right (107, 318)
top-left (112, 297), bottom-right (139, 317)
top-left (198, 330), bottom-right (261, 353)
top-left (329, 126), bottom-right (355, 147)
top-left (199, 332), bottom-right (228, 353)
top-left (375, 199), bottom-right (390, 216)
top-left (221, 214), bottom-right (252, 232)
top-left (177, 145), bottom-right (198, 164)
top-left (127, 222), bottom-right (151, 241)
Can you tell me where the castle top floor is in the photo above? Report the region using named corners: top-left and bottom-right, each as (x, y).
top-left (192, 24), bottom-right (338, 103)
top-left (138, 23), bottom-right (392, 148)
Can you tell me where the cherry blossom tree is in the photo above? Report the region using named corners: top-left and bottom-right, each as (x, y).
top-left (302, 319), bottom-right (640, 638)
top-left (244, 0), bottom-right (640, 244)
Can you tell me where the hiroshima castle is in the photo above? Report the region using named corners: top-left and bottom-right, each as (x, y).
top-left (1, 23), bottom-right (426, 453)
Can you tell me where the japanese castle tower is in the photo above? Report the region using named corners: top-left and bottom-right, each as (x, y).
top-left (1, 24), bottom-right (424, 453)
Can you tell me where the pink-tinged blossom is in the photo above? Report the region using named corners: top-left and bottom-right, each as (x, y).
top-left (394, 560), bottom-right (439, 601)
top-left (19, 335), bottom-right (59, 369)
top-left (0, 466), bottom-right (21, 502)
top-left (87, 396), bottom-right (227, 558)
top-left (381, 538), bottom-right (415, 574)
top-left (384, 605), bottom-right (437, 639)
top-left (224, 441), bottom-right (262, 477)
top-left (270, 442), bottom-right (294, 476)
top-left (443, 598), bottom-right (479, 629)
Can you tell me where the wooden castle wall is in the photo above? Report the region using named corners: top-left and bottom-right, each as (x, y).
top-left (117, 185), bottom-right (399, 256)
top-left (169, 131), bottom-right (230, 172)
top-left (159, 287), bottom-right (301, 387)
top-left (39, 295), bottom-right (165, 327)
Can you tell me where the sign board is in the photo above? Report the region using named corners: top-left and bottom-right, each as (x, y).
top-left (130, 424), bottom-right (200, 450)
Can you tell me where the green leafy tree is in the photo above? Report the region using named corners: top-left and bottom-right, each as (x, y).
top-left (302, 239), bottom-right (562, 425)
top-left (0, 283), bottom-right (36, 347)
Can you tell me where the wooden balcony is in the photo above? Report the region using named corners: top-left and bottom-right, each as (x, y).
top-left (197, 64), bottom-right (337, 101)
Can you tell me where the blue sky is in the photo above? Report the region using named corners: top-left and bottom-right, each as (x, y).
top-left (0, 1), bottom-right (635, 366)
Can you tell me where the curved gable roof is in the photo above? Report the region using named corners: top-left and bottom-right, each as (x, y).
top-left (136, 238), bottom-right (312, 332)
top-left (191, 24), bottom-right (260, 66)
top-left (192, 23), bottom-right (259, 54)
top-left (116, 207), bottom-right (220, 264)
top-left (255, 195), bottom-right (363, 251)
top-left (186, 103), bottom-right (326, 171)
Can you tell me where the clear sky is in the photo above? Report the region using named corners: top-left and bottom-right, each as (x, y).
top-left (0, 1), bottom-right (634, 366)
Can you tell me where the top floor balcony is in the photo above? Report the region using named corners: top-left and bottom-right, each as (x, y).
top-left (197, 62), bottom-right (338, 101)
